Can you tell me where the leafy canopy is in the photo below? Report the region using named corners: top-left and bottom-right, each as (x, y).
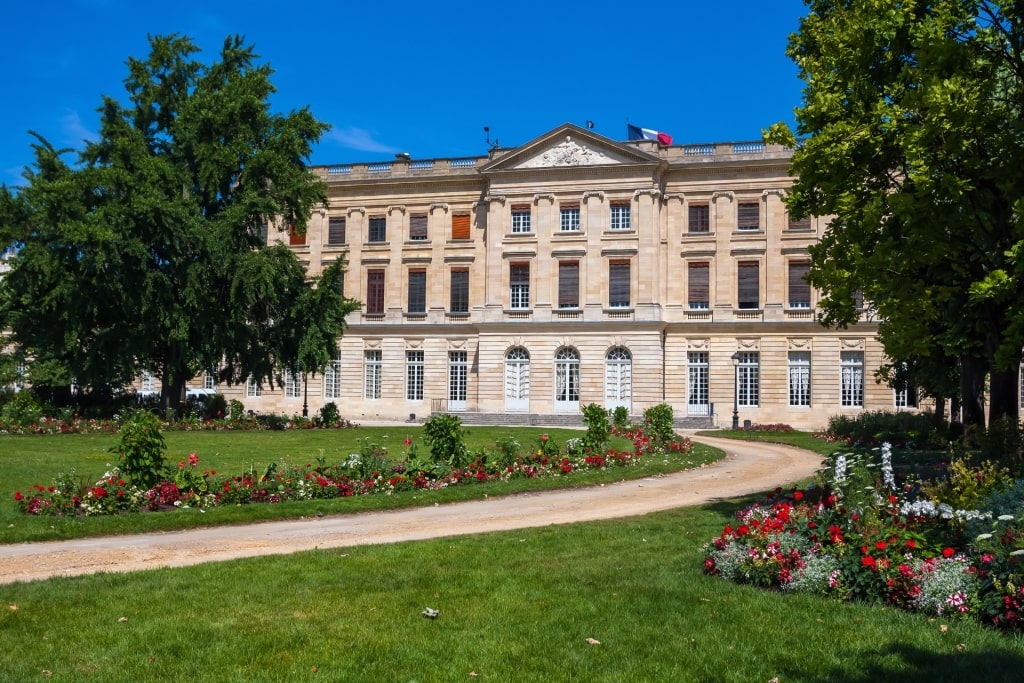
top-left (0, 34), bottom-right (358, 411)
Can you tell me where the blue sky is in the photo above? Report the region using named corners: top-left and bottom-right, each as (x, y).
top-left (0, 0), bottom-right (810, 187)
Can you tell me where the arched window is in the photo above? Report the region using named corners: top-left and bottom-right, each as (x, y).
top-left (504, 347), bottom-right (530, 412)
top-left (605, 347), bottom-right (632, 411)
top-left (554, 347), bottom-right (580, 411)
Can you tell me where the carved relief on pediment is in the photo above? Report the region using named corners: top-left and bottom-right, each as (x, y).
top-left (516, 136), bottom-right (622, 168)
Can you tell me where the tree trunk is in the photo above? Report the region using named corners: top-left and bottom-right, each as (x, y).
top-left (960, 355), bottom-right (987, 428)
top-left (989, 366), bottom-right (1019, 425)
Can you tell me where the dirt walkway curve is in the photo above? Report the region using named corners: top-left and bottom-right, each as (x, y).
top-left (0, 436), bottom-right (822, 585)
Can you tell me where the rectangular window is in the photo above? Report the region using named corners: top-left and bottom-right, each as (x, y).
top-left (687, 352), bottom-right (710, 415)
top-left (737, 202), bottom-right (760, 231)
top-left (257, 220), bottom-right (269, 244)
top-left (203, 370), bottom-right (216, 391)
top-left (895, 385), bottom-right (918, 409)
top-left (841, 351), bottom-right (865, 407)
top-left (737, 261), bottom-right (760, 309)
top-left (328, 216), bottom-right (346, 245)
top-left (688, 262), bottom-right (710, 310)
top-left (558, 261), bottom-right (579, 309)
top-left (449, 351), bottom-right (468, 402)
top-left (407, 270), bottom-right (426, 314)
top-left (450, 269), bottom-right (469, 313)
top-left (737, 352), bottom-right (760, 407)
top-left (511, 204), bottom-right (532, 233)
top-left (409, 214), bottom-right (428, 241)
top-left (609, 260), bottom-right (631, 308)
top-left (406, 350), bottom-right (424, 401)
top-left (246, 376), bottom-right (261, 398)
top-left (323, 352), bottom-right (341, 400)
top-left (368, 216), bottom-right (387, 243)
top-left (788, 261), bottom-right (811, 309)
top-left (284, 371), bottom-right (301, 399)
top-left (452, 213), bottom-right (471, 240)
top-left (788, 214), bottom-right (812, 231)
top-left (364, 350), bottom-right (382, 400)
top-left (141, 371), bottom-right (156, 393)
top-left (366, 270), bottom-right (385, 315)
top-left (688, 203), bottom-right (710, 233)
top-left (609, 202), bottom-right (631, 231)
top-left (510, 262), bottom-right (530, 309)
top-left (288, 224), bottom-right (305, 246)
top-left (559, 204), bottom-right (580, 232)
top-left (788, 352), bottom-right (811, 407)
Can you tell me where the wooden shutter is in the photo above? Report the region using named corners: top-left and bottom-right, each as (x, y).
top-left (558, 261), bottom-right (579, 308)
top-left (288, 224), bottom-right (305, 246)
top-left (407, 270), bottom-right (426, 313)
top-left (688, 204), bottom-right (710, 232)
top-left (450, 269), bottom-right (469, 313)
top-left (609, 260), bottom-right (630, 307)
top-left (367, 270), bottom-right (385, 314)
top-left (788, 261), bottom-right (811, 307)
top-left (452, 213), bottom-right (471, 240)
top-left (368, 216), bottom-right (386, 242)
top-left (409, 214), bottom-right (428, 241)
top-left (737, 202), bottom-right (760, 230)
top-left (328, 217), bottom-right (346, 245)
top-left (788, 214), bottom-right (812, 231)
top-left (737, 261), bottom-right (759, 309)
top-left (688, 262), bottom-right (710, 307)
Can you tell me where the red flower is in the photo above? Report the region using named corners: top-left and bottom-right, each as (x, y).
top-left (793, 490), bottom-right (804, 501)
top-left (905, 539), bottom-right (916, 549)
top-left (188, 453), bottom-right (199, 467)
top-left (737, 525), bottom-right (750, 536)
top-left (13, 491), bottom-right (23, 501)
top-left (404, 436), bottom-right (412, 447)
top-left (541, 434), bottom-right (549, 442)
top-left (876, 541), bottom-right (887, 551)
top-left (942, 547), bottom-right (956, 558)
top-left (861, 555), bottom-right (876, 569)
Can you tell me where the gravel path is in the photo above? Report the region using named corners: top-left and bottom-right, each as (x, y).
top-left (0, 436), bottom-right (823, 585)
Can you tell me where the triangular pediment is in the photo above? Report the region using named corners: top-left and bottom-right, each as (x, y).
top-left (479, 123), bottom-right (664, 173)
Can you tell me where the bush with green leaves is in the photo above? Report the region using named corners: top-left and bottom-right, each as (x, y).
top-left (643, 403), bottom-right (675, 445)
top-left (111, 410), bottom-right (167, 488)
top-left (826, 410), bottom-right (952, 449)
top-left (318, 401), bottom-right (341, 427)
top-left (422, 413), bottom-right (469, 468)
top-left (581, 403), bottom-right (611, 452)
top-left (228, 399), bottom-right (245, 422)
top-left (611, 405), bottom-right (631, 430)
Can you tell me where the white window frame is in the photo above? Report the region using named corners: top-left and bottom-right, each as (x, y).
top-left (284, 371), bottom-right (302, 399)
top-left (448, 351), bottom-right (468, 410)
top-left (559, 206), bottom-right (580, 232)
top-left (246, 377), bottom-right (261, 398)
top-left (605, 347), bottom-right (632, 411)
top-left (841, 351), bottom-right (865, 408)
top-left (609, 203), bottom-right (631, 231)
top-left (687, 352), bottom-right (710, 416)
top-left (406, 350), bottom-right (424, 401)
top-left (511, 208), bottom-right (532, 234)
top-left (737, 352), bottom-right (760, 407)
top-left (788, 352), bottom-right (811, 407)
top-left (364, 350), bottom-right (382, 400)
top-left (504, 347), bottom-right (530, 411)
top-left (323, 353), bottom-right (341, 400)
top-left (554, 347), bottom-right (581, 410)
top-left (510, 263), bottom-right (530, 310)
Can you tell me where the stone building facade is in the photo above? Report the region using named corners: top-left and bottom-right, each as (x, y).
top-left (207, 123), bottom-right (895, 430)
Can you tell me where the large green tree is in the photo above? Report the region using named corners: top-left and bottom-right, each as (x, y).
top-left (0, 34), bottom-right (356, 412)
top-left (768, 0), bottom-right (1024, 426)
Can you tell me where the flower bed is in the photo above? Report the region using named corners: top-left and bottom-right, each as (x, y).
top-left (704, 442), bottom-right (1024, 632)
top-left (14, 428), bottom-right (694, 516)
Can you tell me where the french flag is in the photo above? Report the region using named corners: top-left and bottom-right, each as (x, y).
top-left (627, 123), bottom-right (673, 146)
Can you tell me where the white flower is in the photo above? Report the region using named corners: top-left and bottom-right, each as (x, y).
top-left (999, 514), bottom-right (1016, 522)
top-left (976, 533), bottom-right (993, 541)
top-left (880, 442), bottom-right (895, 490)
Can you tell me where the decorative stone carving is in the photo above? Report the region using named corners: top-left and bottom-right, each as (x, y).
top-left (482, 194), bottom-right (506, 205)
top-left (737, 338), bottom-right (760, 350)
top-left (634, 188), bottom-right (662, 200)
top-left (429, 203), bottom-right (449, 214)
top-left (449, 339), bottom-right (467, 350)
top-left (841, 338), bottom-right (865, 350)
top-left (364, 339), bottom-right (381, 349)
top-left (406, 339), bottom-right (423, 349)
top-left (347, 206), bottom-right (366, 217)
top-left (533, 193), bottom-right (555, 205)
top-left (712, 191), bottom-right (734, 203)
top-left (518, 137), bottom-right (619, 168)
top-left (582, 191), bottom-right (605, 203)
top-left (688, 339), bottom-right (709, 350)
top-left (762, 189), bottom-right (787, 200)
top-left (788, 337), bottom-right (812, 350)
top-left (388, 205), bottom-right (406, 216)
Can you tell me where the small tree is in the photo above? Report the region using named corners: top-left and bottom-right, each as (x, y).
top-left (422, 413), bottom-right (469, 469)
top-left (581, 403), bottom-right (611, 452)
top-left (112, 410), bottom-right (166, 488)
top-left (643, 403), bottom-right (676, 445)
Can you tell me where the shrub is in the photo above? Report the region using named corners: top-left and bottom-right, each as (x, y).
top-left (920, 457), bottom-right (1013, 513)
top-left (643, 403), bottom-right (675, 445)
top-left (318, 401), bottom-right (341, 427)
top-left (422, 413), bottom-right (469, 468)
top-left (611, 405), bottom-right (631, 430)
top-left (111, 410), bottom-right (167, 488)
top-left (826, 410), bottom-right (952, 449)
top-left (228, 399), bottom-right (245, 422)
top-left (581, 403), bottom-right (611, 452)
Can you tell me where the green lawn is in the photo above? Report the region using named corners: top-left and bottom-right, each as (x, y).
top-left (2, 503), bottom-right (1022, 682)
top-left (1, 426), bottom-right (718, 544)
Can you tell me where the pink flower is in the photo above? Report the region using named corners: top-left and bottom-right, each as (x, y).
top-left (541, 434), bottom-right (549, 442)
top-left (188, 453), bottom-right (199, 467)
